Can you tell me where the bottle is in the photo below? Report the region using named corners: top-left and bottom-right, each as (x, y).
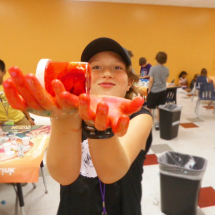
top-left (141, 70), bottom-right (144, 77)
top-left (36, 59), bottom-right (91, 96)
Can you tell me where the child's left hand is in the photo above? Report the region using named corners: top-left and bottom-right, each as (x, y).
top-left (79, 94), bottom-right (144, 137)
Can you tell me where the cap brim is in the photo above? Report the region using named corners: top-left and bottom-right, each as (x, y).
top-left (81, 37), bottom-right (131, 66)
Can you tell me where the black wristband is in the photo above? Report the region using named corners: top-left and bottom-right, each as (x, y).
top-left (82, 121), bottom-right (114, 139)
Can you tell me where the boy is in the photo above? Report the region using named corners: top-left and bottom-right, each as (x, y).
top-left (139, 57), bottom-right (152, 79)
top-left (147, 52), bottom-right (169, 130)
top-left (0, 59), bottom-right (35, 125)
top-left (4, 38), bottom-right (153, 215)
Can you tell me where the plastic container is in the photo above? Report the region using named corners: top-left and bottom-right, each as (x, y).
top-left (22, 137), bottom-right (30, 146)
top-left (141, 69), bottom-right (147, 77)
top-left (3, 142), bottom-right (11, 153)
top-left (36, 59), bottom-right (91, 97)
top-left (158, 151), bottom-right (207, 215)
top-left (0, 137), bottom-right (9, 144)
top-left (140, 79), bottom-right (149, 87)
top-left (141, 70), bottom-right (144, 77)
top-left (159, 104), bottom-right (182, 140)
top-left (10, 136), bottom-right (18, 144)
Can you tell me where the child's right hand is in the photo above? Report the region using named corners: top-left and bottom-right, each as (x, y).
top-left (3, 67), bottom-right (79, 118)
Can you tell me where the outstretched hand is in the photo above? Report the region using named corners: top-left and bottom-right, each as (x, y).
top-left (79, 94), bottom-right (144, 137)
top-left (3, 67), bottom-right (79, 118)
top-left (3, 66), bottom-right (144, 136)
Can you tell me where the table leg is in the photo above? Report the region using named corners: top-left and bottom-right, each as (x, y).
top-left (32, 183), bottom-right (37, 189)
top-left (40, 161), bottom-right (48, 194)
top-left (152, 109), bottom-right (155, 125)
top-left (196, 100), bottom-right (200, 118)
top-left (15, 194), bottom-right (18, 215)
top-left (16, 183), bottom-right (26, 215)
top-left (207, 101), bottom-right (213, 109)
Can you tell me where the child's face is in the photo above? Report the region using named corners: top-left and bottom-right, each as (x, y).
top-left (182, 74), bottom-right (186, 78)
top-left (89, 51), bottom-right (131, 97)
top-left (0, 70), bottom-right (6, 85)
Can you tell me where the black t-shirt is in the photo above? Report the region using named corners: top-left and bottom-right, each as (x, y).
top-left (57, 107), bottom-right (152, 215)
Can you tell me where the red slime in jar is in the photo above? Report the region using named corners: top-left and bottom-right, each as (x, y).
top-left (36, 59), bottom-right (91, 97)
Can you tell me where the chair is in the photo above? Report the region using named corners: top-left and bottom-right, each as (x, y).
top-left (195, 82), bottom-right (215, 118)
top-left (166, 88), bottom-right (177, 104)
top-left (191, 76), bottom-right (207, 101)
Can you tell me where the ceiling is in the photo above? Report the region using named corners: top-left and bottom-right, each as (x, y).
top-left (72, 0), bottom-right (215, 8)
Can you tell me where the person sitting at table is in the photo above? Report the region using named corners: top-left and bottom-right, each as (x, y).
top-left (0, 60), bottom-right (35, 126)
top-left (200, 68), bottom-right (213, 83)
top-left (139, 57), bottom-right (151, 79)
top-left (178, 71), bottom-right (191, 92)
top-left (147, 52), bottom-right (169, 130)
top-left (185, 74), bottom-right (199, 96)
top-left (190, 74), bottom-right (199, 90)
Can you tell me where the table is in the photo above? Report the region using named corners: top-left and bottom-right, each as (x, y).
top-left (135, 84), bottom-right (181, 104)
top-left (0, 125), bottom-right (50, 215)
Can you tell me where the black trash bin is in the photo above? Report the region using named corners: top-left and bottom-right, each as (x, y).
top-left (159, 104), bottom-right (182, 140)
top-left (158, 151), bottom-right (207, 215)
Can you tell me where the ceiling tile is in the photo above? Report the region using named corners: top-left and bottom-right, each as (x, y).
top-left (168, 0), bottom-right (201, 7)
top-left (110, 0), bottom-right (133, 3)
top-left (190, 1), bottom-right (215, 8)
top-left (77, 0), bottom-right (215, 8)
top-left (72, 0), bottom-right (89, 1)
top-left (88, 0), bottom-right (110, 1)
top-left (132, 0), bottom-right (155, 4)
top-left (150, 0), bottom-right (179, 6)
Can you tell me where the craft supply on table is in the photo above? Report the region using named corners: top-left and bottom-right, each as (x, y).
top-left (0, 136), bottom-right (33, 161)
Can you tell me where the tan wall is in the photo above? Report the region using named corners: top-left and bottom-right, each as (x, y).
top-left (1, 0), bottom-right (215, 84)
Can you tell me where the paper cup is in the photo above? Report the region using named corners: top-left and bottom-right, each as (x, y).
top-left (3, 142), bottom-right (11, 153)
top-left (11, 136), bottom-right (18, 144)
top-left (22, 137), bottom-right (30, 146)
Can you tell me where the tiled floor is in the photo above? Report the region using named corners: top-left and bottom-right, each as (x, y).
top-left (187, 118), bottom-right (204, 122)
top-left (180, 122), bottom-right (199, 128)
top-left (203, 106), bottom-right (215, 110)
top-left (0, 91), bottom-right (215, 215)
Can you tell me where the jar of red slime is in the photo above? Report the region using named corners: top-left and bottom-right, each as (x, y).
top-left (36, 59), bottom-right (91, 97)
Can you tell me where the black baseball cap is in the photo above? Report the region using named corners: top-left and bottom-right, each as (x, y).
top-left (81, 37), bottom-right (131, 67)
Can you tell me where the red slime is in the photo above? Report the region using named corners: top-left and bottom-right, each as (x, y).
top-left (43, 61), bottom-right (91, 97)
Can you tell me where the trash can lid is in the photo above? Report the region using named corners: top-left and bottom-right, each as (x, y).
top-left (158, 104), bottom-right (182, 112)
top-left (158, 151), bottom-right (207, 180)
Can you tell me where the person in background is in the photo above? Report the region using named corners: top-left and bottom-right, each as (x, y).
top-left (185, 74), bottom-right (199, 96)
top-left (147, 52), bottom-right (169, 130)
top-left (127, 50), bottom-right (136, 74)
top-left (178, 71), bottom-right (191, 92)
top-left (139, 57), bottom-right (152, 79)
top-left (127, 50), bottom-right (134, 58)
top-left (200, 68), bottom-right (213, 83)
top-left (0, 60), bottom-right (35, 126)
top-left (190, 74), bottom-right (199, 90)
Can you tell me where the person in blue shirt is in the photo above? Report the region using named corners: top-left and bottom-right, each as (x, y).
top-left (139, 57), bottom-right (152, 79)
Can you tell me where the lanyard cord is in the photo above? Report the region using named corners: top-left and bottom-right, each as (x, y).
top-left (0, 93), bottom-right (9, 119)
top-left (99, 179), bottom-right (107, 214)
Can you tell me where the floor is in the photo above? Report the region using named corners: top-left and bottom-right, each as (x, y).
top-left (0, 89), bottom-right (215, 215)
